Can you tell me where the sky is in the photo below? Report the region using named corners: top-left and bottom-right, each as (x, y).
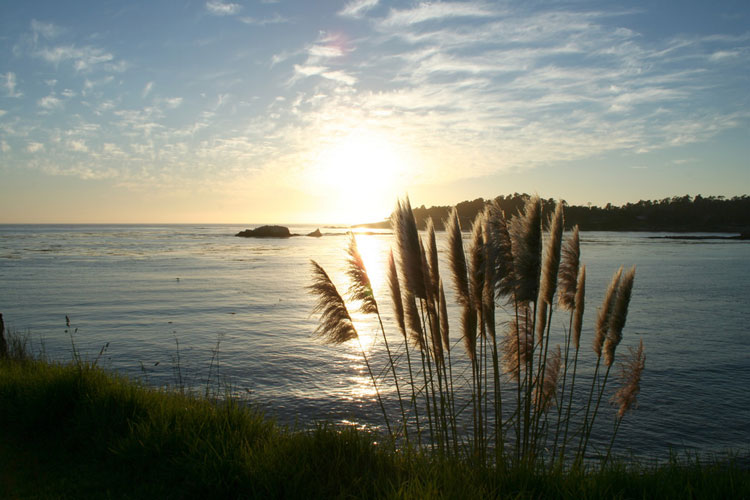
top-left (1, 0), bottom-right (748, 224)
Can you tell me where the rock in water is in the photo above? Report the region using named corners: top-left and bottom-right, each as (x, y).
top-left (235, 225), bottom-right (292, 238)
top-left (306, 228), bottom-right (322, 237)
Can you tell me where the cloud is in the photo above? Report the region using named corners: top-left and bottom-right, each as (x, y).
top-left (309, 44), bottom-right (344, 58)
top-left (68, 140), bottom-right (89, 153)
top-left (339, 0), bottom-right (379, 18)
top-left (164, 97), bottom-right (183, 109)
top-left (3, 2), bottom-right (747, 197)
top-left (239, 14), bottom-right (288, 26)
top-left (709, 50), bottom-right (740, 61)
top-left (379, 1), bottom-right (496, 27)
top-left (1, 140), bottom-right (9, 153)
top-left (27, 142), bottom-right (45, 153)
top-left (293, 64), bottom-right (326, 77)
top-left (321, 70), bottom-right (357, 85)
top-left (36, 44), bottom-right (119, 72)
top-left (2, 72), bottom-right (23, 98)
top-left (83, 76), bottom-right (114, 94)
top-left (0, 110), bottom-right (5, 117)
top-left (38, 94), bottom-right (63, 110)
top-left (205, 1), bottom-right (241, 16)
top-left (142, 81), bottom-right (154, 98)
top-left (30, 19), bottom-right (63, 41)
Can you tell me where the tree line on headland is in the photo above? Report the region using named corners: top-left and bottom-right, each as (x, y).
top-left (357, 194), bottom-right (750, 233)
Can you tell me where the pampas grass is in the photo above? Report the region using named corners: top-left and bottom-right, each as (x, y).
top-left (309, 196), bottom-right (642, 471)
top-left (309, 261), bottom-right (358, 345)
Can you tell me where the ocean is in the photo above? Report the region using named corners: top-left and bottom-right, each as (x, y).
top-left (1, 224), bottom-right (748, 460)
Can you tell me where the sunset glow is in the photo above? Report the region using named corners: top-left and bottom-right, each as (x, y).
top-left (1, 1), bottom-right (748, 223)
top-left (311, 130), bottom-right (412, 224)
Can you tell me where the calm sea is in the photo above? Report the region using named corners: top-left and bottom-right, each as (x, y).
top-left (1, 224), bottom-right (748, 460)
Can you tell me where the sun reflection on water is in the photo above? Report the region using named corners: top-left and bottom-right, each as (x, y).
top-left (341, 232), bottom-right (393, 401)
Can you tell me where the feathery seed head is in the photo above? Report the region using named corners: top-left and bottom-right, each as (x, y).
top-left (611, 339), bottom-right (645, 418)
top-left (535, 345), bottom-right (562, 411)
top-left (535, 298), bottom-right (548, 344)
top-left (439, 280), bottom-right (450, 352)
top-left (309, 260), bottom-right (359, 345)
top-left (346, 233), bottom-right (378, 314)
top-left (387, 249), bottom-right (407, 339)
top-left (594, 266), bottom-right (622, 357)
top-left (509, 195), bottom-right (543, 304)
top-left (425, 218), bottom-right (441, 300)
top-left (502, 308), bottom-right (534, 381)
top-left (404, 290), bottom-right (425, 351)
top-left (572, 265), bottom-right (586, 350)
top-left (483, 201), bottom-right (515, 300)
top-left (393, 197), bottom-right (426, 299)
top-left (462, 305), bottom-right (477, 362)
top-left (604, 266), bottom-right (636, 366)
top-left (558, 225), bottom-right (581, 311)
top-left (446, 207), bottom-right (470, 306)
top-left (539, 201), bottom-right (564, 306)
top-left (469, 212), bottom-right (486, 313)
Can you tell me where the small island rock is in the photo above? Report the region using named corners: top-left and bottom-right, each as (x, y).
top-left (236, 225), bottom-right (292, 238)
top-left (306, 228), bottom-right (322, 237)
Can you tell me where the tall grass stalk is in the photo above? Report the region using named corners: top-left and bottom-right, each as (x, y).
top-left (309, 196), bottom-right (644, 469)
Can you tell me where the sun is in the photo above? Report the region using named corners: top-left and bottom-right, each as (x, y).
top-left (312, 129), bottom-right (413, 224)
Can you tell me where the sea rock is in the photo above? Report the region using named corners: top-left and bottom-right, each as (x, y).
top-left (235, 225), bottom-right (292, 238)
top-left (306, 228), bottom-right (322, 237)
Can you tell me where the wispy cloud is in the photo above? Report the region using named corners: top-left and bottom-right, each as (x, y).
top-left (30, 19), bottom-right (63, 41)
top-left (379, 1), bottom-right (497, 27)
top-left (38, 93), bottom-right (63, 110)
top-left (2, 1), bottom-right (748, 202)
top-left (709, 50), bottom-right (740, 61)
top-left (142, 81), bottom-right (154, 98)
top-left (68, 139), bottom-right (89, 153)
top-left (239, 14), bottom-right (288, 26)
top-left (163, 97), bottom-right (183, 109)
top-left (33, 43), bottom-right (125, 73)
top-left (27, 142), bottom-right (45, 153)
top-left (2, 72), bottom-right (23, 98)
top-left (339, 0), bottom-right (379, 18)
top-left (205, 1), bottom-right (241, 16)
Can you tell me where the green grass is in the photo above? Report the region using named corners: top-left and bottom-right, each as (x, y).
top-left (0, 357), bottom-right (747, 499)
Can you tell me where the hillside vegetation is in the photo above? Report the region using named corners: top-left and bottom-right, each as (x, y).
top-left (357, 194), bottom-right (750, 233)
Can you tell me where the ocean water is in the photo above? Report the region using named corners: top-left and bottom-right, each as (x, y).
top-left (1, 224), bottom-right (748, 460)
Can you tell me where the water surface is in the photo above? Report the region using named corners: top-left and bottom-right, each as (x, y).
top-left (1, 224), bottom-right (748, 459)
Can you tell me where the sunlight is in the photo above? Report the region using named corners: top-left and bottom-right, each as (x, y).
top-left (312, 128), bottom-right (413, 224)
top-left (352, 233), bottom-right (388, 293)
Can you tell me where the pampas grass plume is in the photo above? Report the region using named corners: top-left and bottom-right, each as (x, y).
top-left (594, 266), bottom-right (622, 357)
top-left (394, 198), bottom-right (426, 299)
top-left (573, 265), bottom-right (586, 350)
top-left (439, 280), bottom-right (450, 352)
top-left (346, 233), bottom-right (378, 314)
top-left (309, 260), bottom-right (358, 344)
top-left (539, 201), bottom-right (564, 306)
top-left (387, 249), bottom-right (407, 338)
top-left (612, 339), bottom-right (645, 418)
top-left (558, 226), bottom-right (580, 311)
top-left (604, 266), bottom-right (636, 366)
top-left (446, 207), bottom-right (470, 306)
top-left (469, 213), bottom-right (486, 312)
top-left (509, 195), bottom-right (542, 304)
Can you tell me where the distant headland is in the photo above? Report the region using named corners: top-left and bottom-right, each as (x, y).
top-left (354, 193), bottom-right (750, 234)
top-left (236, 225), bottom-right (322, 238)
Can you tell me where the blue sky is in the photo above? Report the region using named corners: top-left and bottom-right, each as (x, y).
top-left (1, 0), bottom-right (748, 223)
